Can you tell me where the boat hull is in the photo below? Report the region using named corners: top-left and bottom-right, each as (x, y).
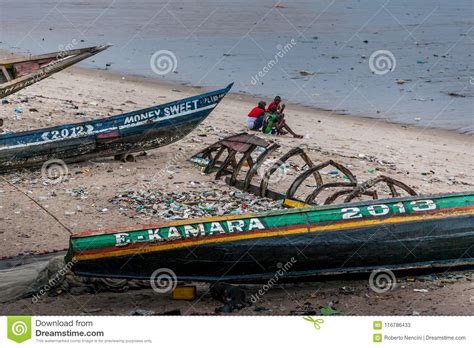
top-left (68, 192), bottom-right (474, 283)
top-left (0, 84), bottom-right (233, 171)
top-left (0, 45), bottom-right (110, 99)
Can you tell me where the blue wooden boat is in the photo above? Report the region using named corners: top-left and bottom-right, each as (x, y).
top-left (0, 83), bottom-right (233, 171)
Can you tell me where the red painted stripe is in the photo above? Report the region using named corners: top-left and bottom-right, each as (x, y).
top-left (96, 130), bottom-right (119, 139)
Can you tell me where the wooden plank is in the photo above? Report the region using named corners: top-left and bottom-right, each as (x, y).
top-left (0, 65), bottom-right (12, 81)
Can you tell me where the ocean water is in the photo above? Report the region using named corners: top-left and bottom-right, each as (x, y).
top-left (1, 0), bottom-right (473, 133)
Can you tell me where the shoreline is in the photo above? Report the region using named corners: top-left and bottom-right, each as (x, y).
top-left (73, 65), bottom-right (472, 141)
top-left (1, 0), bottom-right (472, 134)
top-left (1, 44), bottom-right (470, 138)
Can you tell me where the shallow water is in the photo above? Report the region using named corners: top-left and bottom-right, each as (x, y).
top-left (1, 0), bottom-right (473, 133)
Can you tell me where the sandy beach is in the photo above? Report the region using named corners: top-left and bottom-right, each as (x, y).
top-left (0, 66), bottom-right (472, 315)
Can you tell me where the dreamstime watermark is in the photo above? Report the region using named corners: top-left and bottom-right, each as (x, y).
top-left (369, 268), bottom-right (397, 293)
top-left (250, 257), bottom-right (297, 303)
top-left (251, 39), bottom-right (297, 85)
top-left (150, 267), bottom-right (177, 293)
top-left (150, 50), bottom-right (178, 75)
top-left (357, 177), bottom-right (378, 195)
top-left (156, 149), bottom-right (186, 179)
top-left (32, 258), bottom-right (78, 303)
top-left (0, 39), bottom-right (86, 96)
top-left (137, 147), bottom-right (187, 190)
top-left (7, 316), bottom-right (32, 343)
top-left (32, 39), bottom-right (80, 84)
top-left (258, 159), bottom-right (291, 185)
top-left (369, 50), bottom-right (396, 75)
top-left (10, 320), bottom-right (29, 336)
top-left (57, 38), bottom-right (79, 59)
top-left (41, 159), bottom-right (69, 184)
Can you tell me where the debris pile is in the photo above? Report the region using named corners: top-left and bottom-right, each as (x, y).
top-left (110, 183), bottom-right (282, 220)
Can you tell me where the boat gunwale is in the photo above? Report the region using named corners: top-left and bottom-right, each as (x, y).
top-left (0, 83), bottom-right (233, 140)
top-left (0, 45), bottom-right (110, 65)
top-left (71, 206), bottom-right (474, 260)
top-left (72, 191), bottom-right (474, 238)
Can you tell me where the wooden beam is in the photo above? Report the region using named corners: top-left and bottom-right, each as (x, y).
top-left (0, 65), bottom-right (12, 81)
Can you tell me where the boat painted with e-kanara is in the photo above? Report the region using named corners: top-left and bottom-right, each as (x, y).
top-left (67, 191), bottom-right (474, 283)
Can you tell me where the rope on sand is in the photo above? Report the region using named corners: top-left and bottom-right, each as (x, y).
top-left (0, 176), bottom-right (73, 235)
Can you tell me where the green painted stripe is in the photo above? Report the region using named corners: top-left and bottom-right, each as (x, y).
top-left (69, 194), bottom-right (474, 254)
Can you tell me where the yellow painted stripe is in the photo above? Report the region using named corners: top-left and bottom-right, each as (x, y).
top-left (283, 198), bottom-right (312, 209)
top-left (75, 208), bottom-right (474, 261)
top-left (75, 227), bottom-right (309, 261)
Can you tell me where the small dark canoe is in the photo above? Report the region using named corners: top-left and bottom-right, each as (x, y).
top-left (0, 83), bottom-right (233, 171)
top-left (67, 192), bottom-right (474, 283)
top-left (0, 45), bottom-right (110, 99)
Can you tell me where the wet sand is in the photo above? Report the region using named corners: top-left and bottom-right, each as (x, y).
top-left (0, 66), bottom-right (473, 315)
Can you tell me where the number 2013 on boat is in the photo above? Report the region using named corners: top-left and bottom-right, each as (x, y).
top-left (341, 199), bottom-right (436, 219)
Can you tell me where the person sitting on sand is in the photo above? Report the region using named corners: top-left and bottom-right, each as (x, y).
top-left (262, 105), bottom-right (303, 139)
top-left (267, 96), bottom-right (284, 113)
top-left (247, 101), bottom-right (266, 130)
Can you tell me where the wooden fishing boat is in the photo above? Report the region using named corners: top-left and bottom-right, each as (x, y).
top-left (67, 191), bottom-right (474, 283)
top-left (0, 83), bottom-right (233, 171)
top-left (0, 44), bottom-right (110, 99)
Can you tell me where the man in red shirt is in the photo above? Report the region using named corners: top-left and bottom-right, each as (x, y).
top-left (247, 101), bottom-right (266, 130)
top-left (267, 96), bottom-right (283, 113)
top-left (263, 96), bottom-right (303, 138)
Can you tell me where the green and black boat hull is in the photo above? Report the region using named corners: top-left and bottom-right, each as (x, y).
top-left (68, 192), bottom-right (474, 282)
